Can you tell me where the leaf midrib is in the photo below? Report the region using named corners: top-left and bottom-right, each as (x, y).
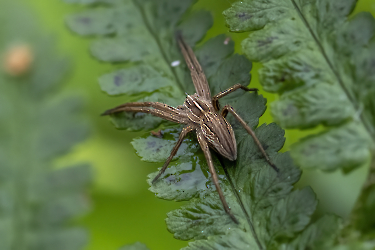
top-left (216, 154), bottom-right (264, 250)
top-left (290, 0), bottom-right (375, 141)
top-left (132, 0), bottom-right (186, 96)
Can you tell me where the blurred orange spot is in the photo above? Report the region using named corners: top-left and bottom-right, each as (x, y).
top-left (3, 45), bottom-right (33, 76)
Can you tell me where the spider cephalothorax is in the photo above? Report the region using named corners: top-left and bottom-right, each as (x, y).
top-left (184, 93), bottom-right (237, 161)
top-left (102, 35), bottom-right (278, 223)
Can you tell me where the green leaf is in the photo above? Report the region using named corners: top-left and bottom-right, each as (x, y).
top-left (0, 2), bottom-right (91, 250)
top-left (91, 36), bottom-right (158, 63)
top-left (344, 159), bottom-right (375, 240)
top-left (147, 157), bottom-right (211, 201)
top-left (65, 8), bottom-right (117, 36)
top-left (195, 34), bottom-right (235, 79)
top-left (224, 0), bottom-right (375, 245)
top-left (166, 191), bottom-right (236, 241)
top-left (183, 229), bottom-right (258, 250)
top-left (291, 121), bottom-right (372, 172)
top-left (177, 10), bottom-right (214, 46)
top-left (224, 1), bottom-right (294, 32)
top-left (224, 0), bottom-right (375, 171)
top-left (132, 128), bottom-right (200, 163)
top-left (208, 54), bottom-right (252, 98)
top-left (270, 83), bottom-right (354, 128)
top-left (267, 188), bottom-right (317, 240)
top-left (37, 96), bottom-right (89, 159)
top-left (132, 129), bottom-right (218, 201)
top-left (65, 0), bottom-right (213, 131)
top-left (64, 0), bottom-right (115, 3)
top-left (30, 228), bottom-right (88, 250)
top-left (282, 215), bottom-right (341, 250)
top-left (98, 65), bottom-right (174, 96)
top-left (119, 242), bottom-right (150, 250)
top-left (131, 95), bottom-right (316, 249)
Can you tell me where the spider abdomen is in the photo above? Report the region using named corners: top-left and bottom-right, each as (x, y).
top-left (199, 112), bottom-right (237, 161)
top-left (184, 94), bottom-right (237, 161)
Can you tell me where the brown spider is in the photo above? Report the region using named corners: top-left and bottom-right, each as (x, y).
top-left (102, 35), bottom-right (279, 223)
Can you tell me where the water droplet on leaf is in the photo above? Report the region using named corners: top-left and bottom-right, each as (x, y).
top-left (171, 60), bottom-right (180, 67)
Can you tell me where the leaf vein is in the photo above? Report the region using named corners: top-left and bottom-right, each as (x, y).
top-left (132, 0), bottom-right (185, 94)
top-left (290, 0), bottom-right (375, 141)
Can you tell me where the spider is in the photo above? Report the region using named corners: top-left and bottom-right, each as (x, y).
top-left (102, 35), bottom-right (279, 223)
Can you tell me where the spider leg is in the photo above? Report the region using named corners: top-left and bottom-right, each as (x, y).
top-left (197, 130), bottom-right (239, 224)
top-left (176, 34), bottom-right (211, 100)
top-left (222, 105), bottom-right (280, 173)
top-left (152, 126), bottom-right (194, 183)
top-left (213, 84), bottom-right (258, 100)
top-left (212, 84), bottom-right (258, 111)
top-left (101, 102), bottom-right (188, 124)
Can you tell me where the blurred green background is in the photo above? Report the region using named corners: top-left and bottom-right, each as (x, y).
top-left (9, 0), bottom-right (375, 249)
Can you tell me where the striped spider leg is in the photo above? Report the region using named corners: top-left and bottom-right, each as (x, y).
top-left (212, 84), bottom-right (280, 173)
top-left (102, 35), bottom-right (278, 223)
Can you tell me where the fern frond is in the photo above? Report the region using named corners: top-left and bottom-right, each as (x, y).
top-left (0, 2), bottom-right (91, 250)
top-left (224, 0), bottom-right (375, 171)
top-left (65, 0), bottom-right (214, 131)
top-left (64, 0), bottom-right (318, 249)
top-left (224, 0), bottom-right (375, 247)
